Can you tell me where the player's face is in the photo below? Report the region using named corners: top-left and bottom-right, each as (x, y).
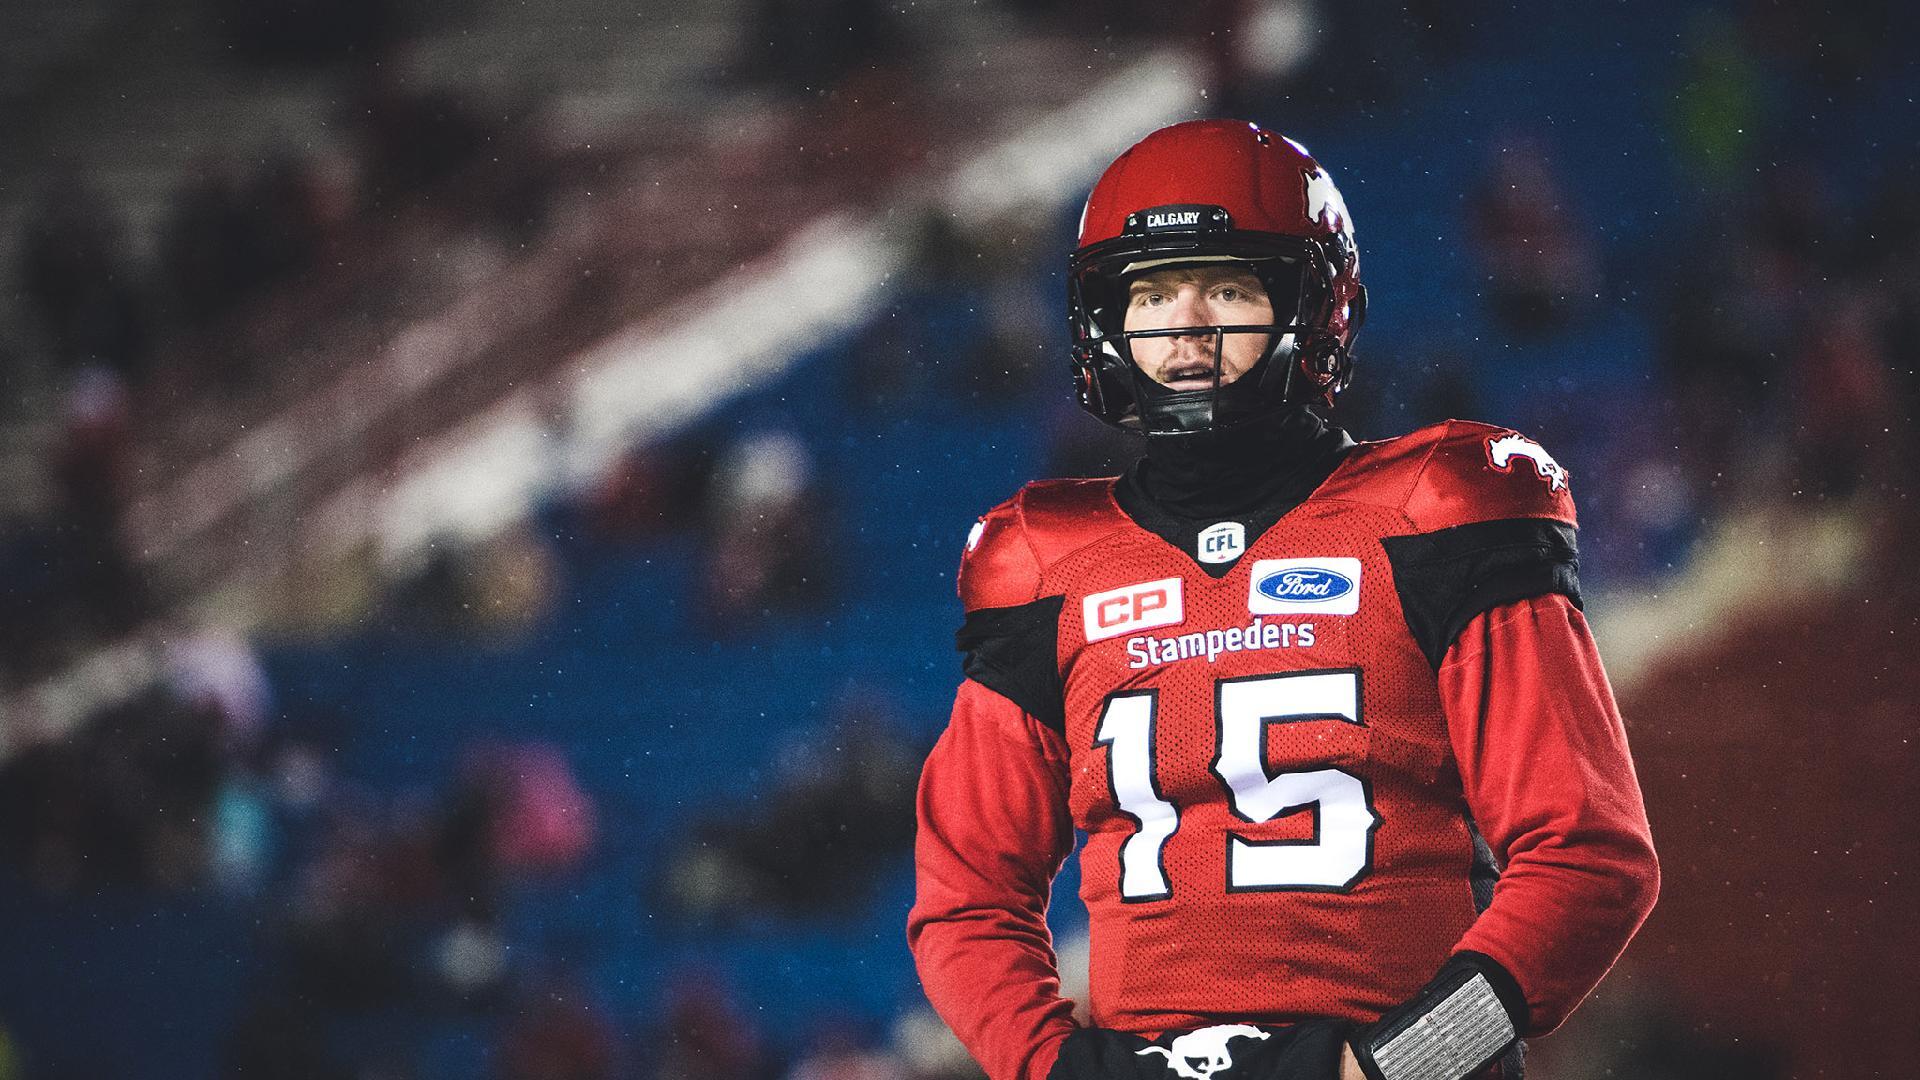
top-left (1123, 265), bottom-right (1275, 391)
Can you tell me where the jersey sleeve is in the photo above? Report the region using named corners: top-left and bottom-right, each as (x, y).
top-left (907, 678), bottom-right (1079, 1080)
top-left (953, 491), bottom-right (1068, 733)
top-left (1439, 593), bottom-right (1660, 1035)
top-left (1384, 421), bottom-right (1583, 669)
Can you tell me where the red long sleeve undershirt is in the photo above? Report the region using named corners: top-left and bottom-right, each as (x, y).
top-left (907, 593), bottom-right (1658, 1080)
top-left (908, 676), bottom-right (1080, 1080)
top-left (1439, 595), bottom-right (1660, 1033)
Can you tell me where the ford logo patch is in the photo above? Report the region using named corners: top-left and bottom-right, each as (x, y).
top-left (1256, 567), bottom-right (1353, 603)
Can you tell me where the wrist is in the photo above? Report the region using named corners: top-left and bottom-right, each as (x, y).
top-left (1347, 953), bottom-right (1526, 1080)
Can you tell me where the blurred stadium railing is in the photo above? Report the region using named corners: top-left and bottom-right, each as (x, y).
top-left (1, 2), bottom-right (1206, 749)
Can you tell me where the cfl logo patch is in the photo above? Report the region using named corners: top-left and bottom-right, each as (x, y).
top-left (1197, 521), bottom-right (1245, 565)
top-left (1083, 577), bottom-right (1184, 643)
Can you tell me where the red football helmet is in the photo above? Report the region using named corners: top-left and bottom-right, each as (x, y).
top-left (1068, 119), bottom-right (1366, 435)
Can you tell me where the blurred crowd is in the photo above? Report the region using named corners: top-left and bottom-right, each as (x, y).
top-left (0, 366), bottom-right (149, 688)
top-left (17, 77), bottom-right (504, 396)
top-left (0, 0), bottom-right (1915, 1077)
top-left (659, 697), bottom-right (922, 924)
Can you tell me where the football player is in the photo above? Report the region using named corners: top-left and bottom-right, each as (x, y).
top-left (907, 120), bottom-right (1659, 1080)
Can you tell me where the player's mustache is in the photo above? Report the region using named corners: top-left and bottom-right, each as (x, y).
top-left (1153, 334), bottom-right (1237, 371)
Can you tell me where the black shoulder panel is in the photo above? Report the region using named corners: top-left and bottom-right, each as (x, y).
top-left (1381, 518), bottom-right (1581, 670)
top-left (955, 595), bottom-right (1067, 734)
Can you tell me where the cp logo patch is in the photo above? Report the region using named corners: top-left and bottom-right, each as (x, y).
top-left (1082, 577), bottom-right (1184, 643)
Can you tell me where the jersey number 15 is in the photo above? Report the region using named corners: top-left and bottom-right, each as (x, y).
top-left (1094, 669), bottom-right (1380, 901)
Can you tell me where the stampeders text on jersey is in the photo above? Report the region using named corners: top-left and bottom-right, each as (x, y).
top-left (1124, 618), bottom-right (1316, 669)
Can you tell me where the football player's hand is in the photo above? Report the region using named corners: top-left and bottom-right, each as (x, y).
top-left (1336, 1045), bottom-right (1365, 1080)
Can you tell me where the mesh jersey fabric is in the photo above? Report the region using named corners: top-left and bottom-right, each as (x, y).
top-left (911, 419), bottom-right (1654, 1080)
top-left (1052, 480), bottom-right (1481, 1030)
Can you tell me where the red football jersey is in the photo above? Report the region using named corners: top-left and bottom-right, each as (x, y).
top-left (908, 420), bottom-right (1658, 1080)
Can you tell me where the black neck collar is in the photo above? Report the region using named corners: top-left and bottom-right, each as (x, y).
top-left (1114, 408), bottom-right (1355, 577)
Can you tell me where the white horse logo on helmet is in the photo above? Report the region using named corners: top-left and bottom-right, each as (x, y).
top-left (1303, 166), bottom-right (1351, 238)
top-left (1136, 1025), bottom-right (1270, 1080)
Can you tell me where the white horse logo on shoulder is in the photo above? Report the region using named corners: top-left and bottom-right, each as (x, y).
top-left (1486, 432), bottom-right (1570, 492)
top-left (1136, 1025), bottom-right (1271, 1080)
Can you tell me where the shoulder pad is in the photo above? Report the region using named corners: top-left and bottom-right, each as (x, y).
top-left (1404, 420), bottom-right (1577, 532)
top-left (957, 495), bottom-right (1040, 612)
top-left (956, 479), bottom-right (1122, 612)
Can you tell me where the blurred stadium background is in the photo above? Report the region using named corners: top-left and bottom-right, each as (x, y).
top-left (0, 0), bottom-right (1914, 1076)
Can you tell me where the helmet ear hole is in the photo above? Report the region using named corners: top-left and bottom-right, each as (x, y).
top-left (1350, 284), bottom-right (1368, 333)
top-left (1292, 335), bottom-right (1352, 402)
top-left (1302, 338), bottom-right (1338, 380)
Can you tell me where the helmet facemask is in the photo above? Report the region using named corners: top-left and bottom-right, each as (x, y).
top-left (1070, 221), bottom-right (1348, 436)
